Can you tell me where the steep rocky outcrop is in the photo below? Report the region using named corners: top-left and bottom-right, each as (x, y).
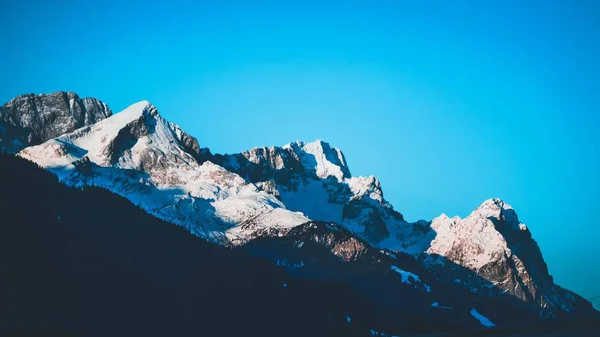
top-left (214, 141), bottom-right (425, 250)
top-left (0, 92), bottom-right (111, 152)
top-left (424, 198), bottom-right (593, 317)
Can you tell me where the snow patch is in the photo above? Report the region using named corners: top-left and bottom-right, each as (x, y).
top-left (283, 140), bottom-right (348, 181)
top-left (391, 265), bottom-right (431, 292)
top-left (470, 308), bottom-right (495, 327)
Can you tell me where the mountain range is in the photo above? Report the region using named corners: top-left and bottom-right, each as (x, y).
top-left (1, 91), bottom-right (597, 336)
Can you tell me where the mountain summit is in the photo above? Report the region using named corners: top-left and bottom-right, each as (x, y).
top-left (0, 92), bottom-right (111, 153)
top-left (425, 198), bottom-right (590, 316)
top-left (8, 92), bottom-right (596, 327)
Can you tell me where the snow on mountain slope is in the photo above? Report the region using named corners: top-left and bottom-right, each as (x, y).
top-left (19, 101), bottom-right (308, 244)
top-left (470, 308), bottom-right (495, 327)
top-left (427, 199), bottom-right (520, 270)
top-left (214, 142), bottom-right (433, 254)
top-left (282, 140), bottom-right (351, 181)
top-left (390, 265), bottom-right (431, 292)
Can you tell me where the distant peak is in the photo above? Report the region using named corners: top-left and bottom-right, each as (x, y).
top-left (283, 139), bottom-right (351, 180)
top-left (4, 91), bottom-right (105, 107)
top-left (469, 198), bottom-right (527, 231)
top-left (1, 92), bottom-right (113, 150)
top-left (437, 213), bottom-right (450, 220)
top-left (131, 100), bottom-right (155, 111)
top-left (118, 100), bottom-right (158, 118)
top-left (308, 139), bottom-right (329, 147)
top-left (284, 139), bottom-right (342, 159)
top-left (434, 213), bottom-right (461, 222)
top-left (283, 139), bottom-right (330, 150)
top-left (85, 100), bottom-right (161, 141)
top-left (476, 198), bottom-right (512, 212)
top-left (135, 99), bottom-right (152, 106)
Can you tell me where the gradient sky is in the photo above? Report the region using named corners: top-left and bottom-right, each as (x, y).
top-left (1, 0), bottom-right (599, 301)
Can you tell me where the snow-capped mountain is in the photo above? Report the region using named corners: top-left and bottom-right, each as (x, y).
top-left (424, 198), bottom-right (591, 317)
top-left (18, 100), bottom-right (309, 245)
top-left (212, 141), bottom-right (431, 254)
top-left (9, 92), bottom-right (595, 322)
top-left (212, 141), bottom-right (590, 317)
top-left (0, 92), bottom-right (111, 153)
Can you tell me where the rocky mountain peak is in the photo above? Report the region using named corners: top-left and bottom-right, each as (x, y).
top-left (424, 198), bottom-right (588, 316)
top-left (213, 139), bottom-right (351, 188)
top-left (283, 139), bottom-right (351, 181)
top-left (470, 198), bottom-right (528, 232)
top-left (0, 91), bottom-right (112, 153)
top-left (427, 199), bottom-right (533, 270)
top-left (347, 175), bottom-right (384, 203)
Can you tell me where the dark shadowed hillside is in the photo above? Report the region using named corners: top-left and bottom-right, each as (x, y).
top-left (0, 153), bottom-right (393, 337)
top-left (2, 153), bottom-right (598, 337)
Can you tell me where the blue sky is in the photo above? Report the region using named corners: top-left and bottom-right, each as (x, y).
top-left (1, 0), bottom-right (599, 300)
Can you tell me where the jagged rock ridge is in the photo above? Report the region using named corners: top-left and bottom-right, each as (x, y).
top-left (0, 92), bottom-right (111, 153)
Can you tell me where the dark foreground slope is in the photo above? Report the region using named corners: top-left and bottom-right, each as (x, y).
top-left (0, 154), bottom-right (389, 337)
top-left (410, 315), bottom-right (600, 337)
top-left (2, 153), bottom-right (598, 337)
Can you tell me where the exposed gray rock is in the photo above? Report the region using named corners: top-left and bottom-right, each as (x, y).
top-left (0, 91), bottom-right (111, 153)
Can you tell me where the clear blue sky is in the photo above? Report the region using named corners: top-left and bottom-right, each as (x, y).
top-left (1, 0), bottom-right (599, 300)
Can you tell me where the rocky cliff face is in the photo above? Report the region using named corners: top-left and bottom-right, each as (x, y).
top-left (13, 92), bottom-right (596, 323)
top-left (0, 92), bottom-right (111, 153)
top-left (214, 141), bottom-right (428, 250)
top-left (424, 198), bottom-right (592, 317)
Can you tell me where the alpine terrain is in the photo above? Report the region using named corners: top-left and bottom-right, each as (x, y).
top-left (2, 92), bottom-right (598, 336)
